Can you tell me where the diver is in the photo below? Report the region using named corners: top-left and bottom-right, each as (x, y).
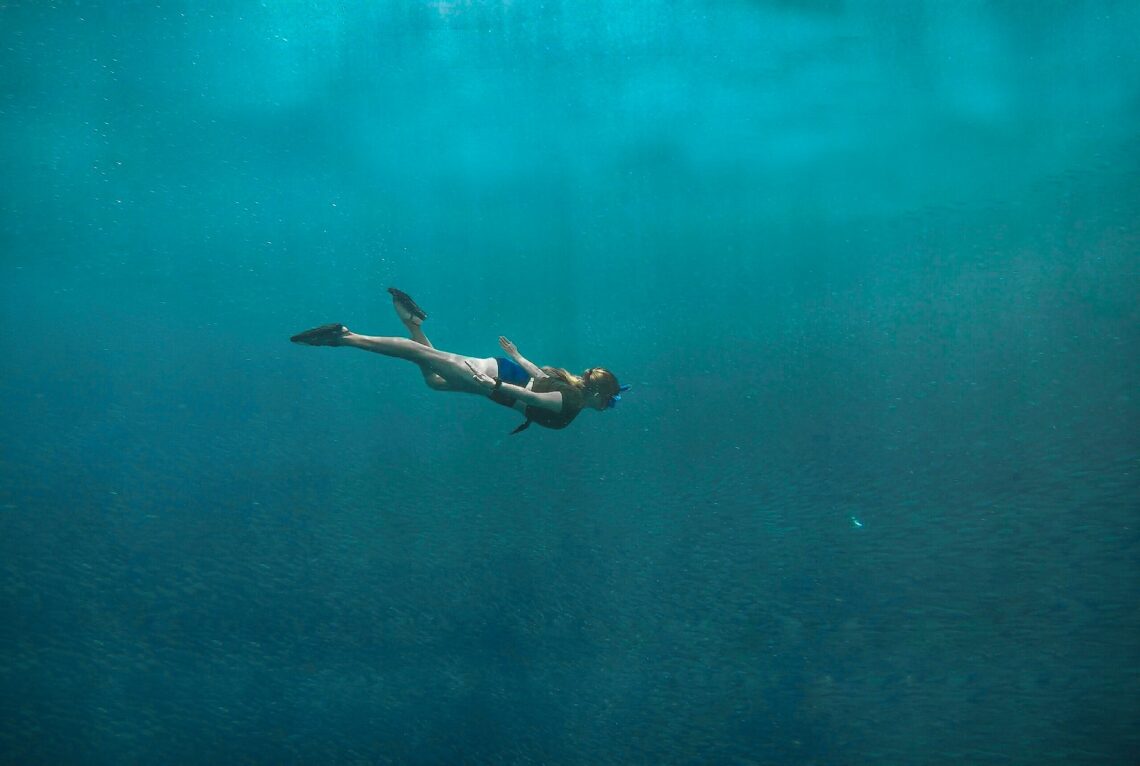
top-left (290, 288), bottom-right (630, 434)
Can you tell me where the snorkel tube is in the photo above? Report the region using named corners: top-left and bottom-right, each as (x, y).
top-left (607, 384), bottom-right (632, 409)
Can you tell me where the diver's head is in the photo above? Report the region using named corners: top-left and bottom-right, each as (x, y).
top-left (582, 368), bottom-right (631, 411)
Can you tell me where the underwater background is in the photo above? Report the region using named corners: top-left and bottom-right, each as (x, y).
top-left (1, 1), bottom-right (1138, 764)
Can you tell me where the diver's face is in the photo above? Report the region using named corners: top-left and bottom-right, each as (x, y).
top-left (584, 370), bottom-right (616, 410)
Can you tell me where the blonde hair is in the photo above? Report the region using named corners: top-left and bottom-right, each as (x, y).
top-left (543, 366), bottom-right (621, 397)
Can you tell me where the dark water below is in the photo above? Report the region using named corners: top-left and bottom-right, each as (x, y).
top-left (1, 2), bottom-right (1137, 764)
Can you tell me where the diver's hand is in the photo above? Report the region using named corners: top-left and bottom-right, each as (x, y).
top-left (498, 336), bottom-right (519, 357)
top-left (464, 360), bottom-right (496, 389)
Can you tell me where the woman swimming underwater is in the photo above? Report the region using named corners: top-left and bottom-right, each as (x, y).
top-left (290, 288), bottom-right (630, 434)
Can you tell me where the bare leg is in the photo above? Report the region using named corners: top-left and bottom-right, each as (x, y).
top-left (395, 300), bottom-right (433, 347)
top-left (389, 290), bottom-right (449, 389)
top-left (292, 290), bottom-right (499, 394)
top-left (340, 333), bottom-right (493, 394)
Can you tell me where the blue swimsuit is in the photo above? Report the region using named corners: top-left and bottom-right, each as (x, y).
top-left (494, 357), bottom-right (531, 386)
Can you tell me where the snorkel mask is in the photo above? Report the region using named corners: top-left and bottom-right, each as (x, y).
top-left (607, 384), bottom-right (632, 409)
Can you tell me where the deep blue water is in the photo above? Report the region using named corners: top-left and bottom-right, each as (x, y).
top-left (1, 2), bottom-right (1138, 764)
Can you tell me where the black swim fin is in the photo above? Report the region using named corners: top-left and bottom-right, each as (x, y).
top-left (290, 323), bottom-right (347, 346)
top-left (388, 287), bottom-right (428, 322)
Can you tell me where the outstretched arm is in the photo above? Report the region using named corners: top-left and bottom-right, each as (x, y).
top-left (465, 361), bottom-right (563, 412)
top-left (498, 336), bottom-right (548, 379)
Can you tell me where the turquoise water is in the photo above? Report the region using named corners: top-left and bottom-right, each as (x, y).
top-left (2, 2), bottom-right (1138, 763)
